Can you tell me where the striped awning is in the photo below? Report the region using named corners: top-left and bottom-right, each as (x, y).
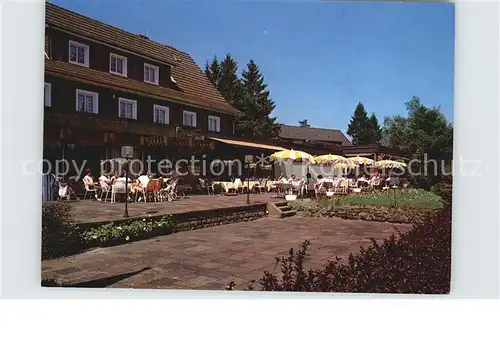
top-left (208, 137), bottom-right (287, 151)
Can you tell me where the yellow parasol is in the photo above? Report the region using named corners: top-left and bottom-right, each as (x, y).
top-left (269, 149), bottom-right (316, 163)
top-left (347, 156), bottom-right (375, 166)
top-left (375, 160), bottom-right (407, 169)
top-left (314, 154), bottom-right (354, 168)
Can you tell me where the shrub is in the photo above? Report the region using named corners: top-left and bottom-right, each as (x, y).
top-left (228, 202), bottom-right (451, 294)
top-left (431, 181), bottom-right (452, 203)
top-left (43, 203), bottom-right (173, 258)
top-left (79, 215), bottom-right (173, 247)
top-left (42, 202), bottom-right (78, 259)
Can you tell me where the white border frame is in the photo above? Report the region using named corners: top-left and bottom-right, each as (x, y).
top-left (183, 110), bottom-right (197, 127)
top-left (109, 53), bottom-right (128, 77)
top-left (144, 63), bottom-right (159, 85)
top-left (153, 104), bottom-right (170, 124)
top-left (68, 40), bottom-right (90, 68)
top-left (118, 97), bottom-right (138, 120)
top-left (1, 0), bottom-right (499, 300)
top-left (75, 89), bottom-right (99, 114)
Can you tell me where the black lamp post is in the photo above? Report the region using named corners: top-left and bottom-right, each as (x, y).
top-left (245, 155), bottom-right (254, 204)
top-left (121, 146), bottom-right (134, 218)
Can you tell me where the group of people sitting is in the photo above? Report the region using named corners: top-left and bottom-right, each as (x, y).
top-left (273, 171), bottom-right (402, 197)
top-left (82, 168), bottom-right (156, 201)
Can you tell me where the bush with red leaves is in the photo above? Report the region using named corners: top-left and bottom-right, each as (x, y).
top-left (227, 201), bottom-right (451, 294)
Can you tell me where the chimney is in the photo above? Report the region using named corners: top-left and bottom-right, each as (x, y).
top-left (138, 34), bottom-right (149, 40)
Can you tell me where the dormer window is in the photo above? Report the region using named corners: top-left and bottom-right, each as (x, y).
top-left (144, 63), bottom-right (159, 85)
top-left (109, 53), bottom-right (127, 77)
top-left (68, 40), bottom-right (89, 67)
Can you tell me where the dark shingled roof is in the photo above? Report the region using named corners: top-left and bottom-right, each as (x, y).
top-left (279, 124), bottom-right (352, 146)
top-left (45, 2), bottom-right (240, 116)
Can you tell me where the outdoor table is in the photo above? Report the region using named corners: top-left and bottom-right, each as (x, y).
top-left (274, 183), bottom-right (293, 197)
top-left (266, 181), bottom-right (279, 192)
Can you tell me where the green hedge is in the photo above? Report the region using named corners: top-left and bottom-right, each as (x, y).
top-left (42, 202), bottom-right (173, 259)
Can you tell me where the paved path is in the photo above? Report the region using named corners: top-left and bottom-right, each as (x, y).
top-left (70, 194), bottom-right (279, 223)
top-left (42, 217), bottom-right (412, 290)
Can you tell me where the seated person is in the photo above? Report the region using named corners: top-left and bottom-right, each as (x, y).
top-left (83, 169), bottom-right (96, 187)
top-left (98, 172), bottom-right (112, 186)
top-left (109, 171), bottom-right (120, 184)
top-left (138, 172), bottom-right (151, 189)
top-left (288, 174), bottom-right (297, 183)
top-left (130, 178), bottom-right (143, 199)
top-left (315, 175), bottom-right (324, 186)
top-left (277, 173), bottom-right (285, 182)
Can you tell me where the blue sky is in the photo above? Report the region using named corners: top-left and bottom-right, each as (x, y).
top-left (50, 0), bottom-right (455, 133)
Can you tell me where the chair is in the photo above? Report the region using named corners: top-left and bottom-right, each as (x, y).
top-left (111, 180), bottom-right (127, 203)
top-left (254, 178), bottom-right (268, 194)
top-left (225, 182), bottom-right (236, 195)
top-left (340, 179), bottom-right (349, 194)
top-left (83, 179), bottom-right (98, 200)
top-left (144, 178), bottom-right (161, 202)
top-left (99, 180), bottom-right (111, 202)
top-left (233, 178), bottom-right (246, 194)
top-left (315, 181), bottom-right (326, 198)
top-left (199, 178), bottom-right (215, 195)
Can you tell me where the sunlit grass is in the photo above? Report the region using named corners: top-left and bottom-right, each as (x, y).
top-left (334, 188), bottom-right (444, 209)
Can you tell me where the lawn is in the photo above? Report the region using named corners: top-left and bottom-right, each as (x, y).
top-left (329, 188), bottom-right (444, 209)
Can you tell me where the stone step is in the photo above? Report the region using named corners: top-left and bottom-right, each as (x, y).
top-left (277, 205), bottom-right (292, 212)
top-left (273, 201), bottom-right (288, 207)
top-left (280, 210), bottom-right (297, 218)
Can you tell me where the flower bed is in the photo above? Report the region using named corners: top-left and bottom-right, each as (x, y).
top-left (80, 215), bottom-right (173, 248)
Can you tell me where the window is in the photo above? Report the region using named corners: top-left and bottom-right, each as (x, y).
top-left (208, 116), bottom-right (220, 132)
top-left (75, 89), bottom-right (98, 113)
top-left (232, 120), bottom-right (236, 135)
top-left (109, 53), bottom-right (127, 77)
top-left (144, 63), bottom-right (159, 85)
top-left (68, 41), bottom-right (89, 67)
top-left (44, 83), bottom-right (51, 107)
top-left (153, 105), bottom-right (169, 124)
top-left (118, 98), bottom-right (137, 119)
top-left (183, 111), bottom-right (197, 127)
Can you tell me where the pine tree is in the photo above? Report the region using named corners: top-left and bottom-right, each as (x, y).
top-left (299, 119), bottom-right (310, 127)
top-left (237, 59), bottom-right (280, 138)
top-left (367, 113), bottom-right (382, 144)
top-left (347, 102), bottom-right (369, 145)
top-left (218, 54), bottom-right (242, 108)
top-left (346, 103), bottom-right (383, 145)
top-left (204, 56), bottom-right (222, 89)
top-left (205, 54), bottom-right (243, 109)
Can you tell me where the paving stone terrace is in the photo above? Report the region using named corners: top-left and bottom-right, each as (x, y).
top-left (70, 194), bottom-right (281, 223)
top-left (42, 216), bottom-right (412, 291)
